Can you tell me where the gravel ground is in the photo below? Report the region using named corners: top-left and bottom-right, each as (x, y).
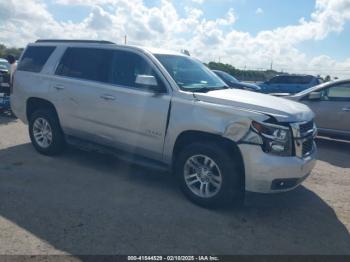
top-left (0, 116), bottom-right (349, 255)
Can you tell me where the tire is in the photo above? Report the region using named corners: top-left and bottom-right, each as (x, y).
top-left (175, 142), bottom-right (244, 208)
top-left (29, 109), bottom-right (65, 156)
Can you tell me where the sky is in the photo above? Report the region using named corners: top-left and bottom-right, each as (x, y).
top-left (0, 0), bottom-right (350, 78)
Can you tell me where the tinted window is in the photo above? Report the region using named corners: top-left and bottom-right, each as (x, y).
top-left (269, 75), bottom-right (313, 85)
top-left (215, 71), bottom-right (239, 84)
top-left (289, 76), bottom-right (313, 84)
top-left (56, 48), bottom-right (112, 83)
top-left (17, 46), bottom-right (55, 73)
top-left (111, 50), bottom-right (165, 90)
top-left (269, 76), bottom-right (285, 84)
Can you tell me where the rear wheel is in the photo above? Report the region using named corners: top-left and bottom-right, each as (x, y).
top-left (175, 142), bottom-right (244, 208)
top-left (29, 109), bottom-right (65, 155)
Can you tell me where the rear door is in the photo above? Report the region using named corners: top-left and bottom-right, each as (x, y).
top-left (50, 47), bottom-right (113, 144)
top-left (303, 82), bottom-right (350, 132)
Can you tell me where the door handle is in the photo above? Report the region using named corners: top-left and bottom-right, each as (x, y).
top-left (342, 107), bottom-right (350, 112)
top-left (100, 94), bottom-right (116, 101)
top-left (53, 85), bottom-right (65, 90)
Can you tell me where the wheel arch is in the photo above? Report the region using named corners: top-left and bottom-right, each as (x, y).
top-left (172, 130), bottom-right (245, 187)
top-left (26, 97), bottom-right (59, 121)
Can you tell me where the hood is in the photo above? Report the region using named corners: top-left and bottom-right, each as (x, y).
top-left (193, 89), bottom-right (314, 122)
top-left (239, 82), bottom-right (261, 91)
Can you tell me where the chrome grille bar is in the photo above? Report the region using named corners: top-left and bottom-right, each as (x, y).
top-left (290, 120), bottom-right (317, 158)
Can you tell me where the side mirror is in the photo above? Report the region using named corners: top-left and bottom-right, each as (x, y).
top-left (135, 75), bottom-right (158, 87)
top-left (135, 74), bottom-right (165, 93)
top-left (308, 92), bottom-right (321, 100)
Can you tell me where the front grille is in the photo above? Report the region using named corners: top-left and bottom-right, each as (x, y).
top-left (299, 120), bottom-right (314, 135)
top-left (302, 138), bottom-right (314, 156)
top-left (291, 120), bottom-right (316, 158)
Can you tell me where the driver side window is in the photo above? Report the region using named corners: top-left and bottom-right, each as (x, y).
top-left (110, 50), bottom-right (165, 91)
top-left (321, 83), bottom-right (350, 101)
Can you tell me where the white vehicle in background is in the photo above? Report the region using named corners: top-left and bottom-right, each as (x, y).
top-left (11, 40), bottom-right (317, 207)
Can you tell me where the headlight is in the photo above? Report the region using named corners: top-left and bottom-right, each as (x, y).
top-left (251, 120), bottom-right (293, 156)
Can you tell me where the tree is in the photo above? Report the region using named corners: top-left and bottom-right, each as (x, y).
top-left (0, 44), bottom-right (24, 60)
top-left (206, 62), bottom-right (282, 82)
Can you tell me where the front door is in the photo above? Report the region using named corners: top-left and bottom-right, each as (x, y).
top-left (303, 82), bottom-right (350, 133)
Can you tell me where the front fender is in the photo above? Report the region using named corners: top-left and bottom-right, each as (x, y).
top-left (162, 96), bottom-right (268, 164)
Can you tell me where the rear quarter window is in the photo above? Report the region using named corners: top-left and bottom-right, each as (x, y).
top-left (17, 46), bottom-right (56, 73)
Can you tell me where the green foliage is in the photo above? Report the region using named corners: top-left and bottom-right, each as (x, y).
top-left (0, 44), bottom-right (24, 60)
top-left (206, 62), bottom-right (283, 82)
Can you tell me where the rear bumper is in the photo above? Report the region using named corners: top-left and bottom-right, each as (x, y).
top-left (10, 94), bottom-right (27, 123)
top-left (239, 143), bottom-right (317, 193)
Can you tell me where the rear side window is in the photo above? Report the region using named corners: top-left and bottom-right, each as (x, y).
top-left (56, 47), bottom-right (112, 83)
top-left (269, 76), bottom-right (285, 84)
top-left (286, 76), bottom-right (313, 84)
top-left (17, 46), bottom-right (56, 73)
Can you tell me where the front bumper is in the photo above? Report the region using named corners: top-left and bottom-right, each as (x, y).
top-left (239, 142), bottom-right (317, 193)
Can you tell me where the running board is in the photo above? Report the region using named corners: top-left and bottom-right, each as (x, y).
top-left (66, 136), bottom-right (170, 172)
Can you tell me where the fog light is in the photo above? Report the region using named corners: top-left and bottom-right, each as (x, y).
top-left (271, 178), bottom-right (299, 190)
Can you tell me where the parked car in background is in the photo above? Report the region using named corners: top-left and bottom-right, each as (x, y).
top-left (0, 58), bottom-right (10, 93)
top-left (213, 70), bottom-right (261, 92)
top-left (288, 79), bottom-right (350, 139)
top-left (259, 74), bottom-right (323, 95)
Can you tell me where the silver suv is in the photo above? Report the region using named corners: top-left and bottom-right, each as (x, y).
top-left (11, 40), bottom-right (317, 207)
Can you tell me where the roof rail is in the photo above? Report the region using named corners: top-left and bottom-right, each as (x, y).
top-left (35, 39), bottom-right (115, 44)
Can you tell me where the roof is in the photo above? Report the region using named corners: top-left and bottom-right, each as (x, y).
top-left (141, 46), bottom-right (184, 56)
top-left (33, 39), bottom-right (184, 56)
top-left (276, 74), bottom-right (318, 78)
top-left (36, 39), bottom-right (115, 44)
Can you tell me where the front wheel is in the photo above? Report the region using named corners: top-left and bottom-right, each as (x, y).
top-left (29, 109), bottom-right (65, 155)
top-left (175, 142), bottom-right (244, 208)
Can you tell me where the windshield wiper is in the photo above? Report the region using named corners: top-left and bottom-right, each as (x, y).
top-left (189, 86), bottom-right (229, 93)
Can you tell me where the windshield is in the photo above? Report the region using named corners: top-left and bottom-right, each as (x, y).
top-left (0, 61), bottom-right (10, 70)
top-left (215, 71), bottom-right (240, 84)
top-left (155, 54), bottom-right (226, 92)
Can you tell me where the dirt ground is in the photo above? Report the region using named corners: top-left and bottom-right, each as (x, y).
top-left (0, 116), bottom-right (349, 255)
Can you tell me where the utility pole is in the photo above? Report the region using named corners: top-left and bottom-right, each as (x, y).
top-left (270, 60), bottom-right (273, 71)
top-left (124, 35), bottom-right (127, 45)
